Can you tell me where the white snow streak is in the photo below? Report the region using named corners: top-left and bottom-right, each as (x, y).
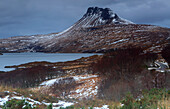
top-left (40, 75), bottom-right (98, 86)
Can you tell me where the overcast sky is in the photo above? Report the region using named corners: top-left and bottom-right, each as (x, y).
top-left (0, 0), bottom-right (170, 39)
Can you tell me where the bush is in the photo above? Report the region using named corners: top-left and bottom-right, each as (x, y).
top-left (162, 44), bottom-right (170, 64)
top-left (47, 103), bottom-right (53, 109)
top-left (120, 88), bottom-right (169, 109)
top-left (50, 77), bottom-right (83, 97)
top-left (2, 99), bottom-right (34, 109)
top-left (59, 105), bottom-right (74, 109)
top-left (92, 47), bottom-right (158, 100)
top-left (0, 65), bottom-right (59, 88)
top-left (92, 47), bottom-right (152, 80)
top-left (2, 99), bottom-right (56, 109)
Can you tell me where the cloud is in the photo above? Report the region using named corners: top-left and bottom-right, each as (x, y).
top-left (0, 0), bottom-right (170, 38)
top-left (107, 0), bottom-right (170, 24)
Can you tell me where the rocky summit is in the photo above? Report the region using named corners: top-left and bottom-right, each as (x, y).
top-left (82, 7), bottom-right (134, 27)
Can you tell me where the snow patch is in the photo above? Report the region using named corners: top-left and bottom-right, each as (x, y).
top-left (40, 75), bottom-right (98, 86)
top-left (52, 100), bottom-right (74, 109)
top-left (0, 91), bottom-right (74, 109)
top-left (110, 39), bottom-right (129, 45)
top-left (93, 105), bottom-right (109, 109)
top-left (0, 95), bottom-right (10, 105)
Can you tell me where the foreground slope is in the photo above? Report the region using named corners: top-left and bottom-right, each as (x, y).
top-left (0, 7), bottom-right (169, 53)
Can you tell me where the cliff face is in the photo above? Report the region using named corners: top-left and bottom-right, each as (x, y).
top-left (0, 7), bottom-right (169, 53)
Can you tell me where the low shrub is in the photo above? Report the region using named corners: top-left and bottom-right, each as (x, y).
top-left (1, 99), bottom-right (55, 109)
top-left (59, 105), bottom-right (74, 109)
top-left (50, 77), bottom-right (83, 97)
top-left (0, 65), bottom-right (63, 88)
top-left (92, 47), bottom-right (162, 101)
top-left (162, 44), bottom-right (170, 64)
top-left (47, 103), bottom-right (53, 109)
top-left (2, 99), bottom-right (35, 109)
top-left (120, 88), bottom-right (169, 109)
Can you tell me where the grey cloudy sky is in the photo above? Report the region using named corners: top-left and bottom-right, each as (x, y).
top-left (0, 0), bottom-right (170, 38)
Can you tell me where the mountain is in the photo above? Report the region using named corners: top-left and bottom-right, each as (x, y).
top-left (0, 7), bottom-right (169, 53)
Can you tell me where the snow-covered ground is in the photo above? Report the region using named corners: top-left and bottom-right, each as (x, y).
top-left (0, 91), bottom-right (111, 109)
top-left (40, 74), bottom-right (98, 86)
top-left (93, 105), bottom-right (109, 109)
top-left (0, 91), bottom-right (74, 109)
top-left (67, 75), bottom-right (99, 99)
top-left (148, 60), bottom-right (169, 72)
top-left (40, 74), bottom-right (100, 99)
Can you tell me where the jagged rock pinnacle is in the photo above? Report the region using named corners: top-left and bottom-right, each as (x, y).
top-left (84, 7), bottom-right (116, 20)
top-left (81, 7), bottom-right (133, 27)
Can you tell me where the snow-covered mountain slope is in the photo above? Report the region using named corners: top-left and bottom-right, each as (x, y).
top-left (0, 7), bottom-right (169, 53)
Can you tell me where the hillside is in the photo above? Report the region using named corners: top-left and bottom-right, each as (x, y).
top-left (0, 49), bottom-right (169, 108)
top-left (0, 7), bottom-right (169, 53)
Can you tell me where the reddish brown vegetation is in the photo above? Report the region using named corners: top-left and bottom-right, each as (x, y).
top-left (0, 65), bottom-right (65, 88)
top-left (0, 55), bottom-right (98, 88)
top-left (92, 47), bottom-right (157, 80)
top-left (49, 77), bottom-right (83, 97)
top-left (142, 70), bottom-right (168, 90)
top-left (161, 44), bottom-right (170, 64)
top-left (91, 47), bottom-right (168, 100)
